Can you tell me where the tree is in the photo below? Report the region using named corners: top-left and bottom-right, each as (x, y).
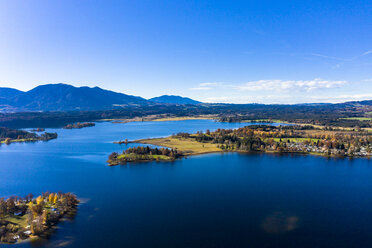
top-left (48, 193), bottom-right (55, 203)
top-left (6, 197), bottom-right (16, 215)
top-left (36, 196), bottom-right (44, 205)
top-left (0, 198), bottom-right (6, 220)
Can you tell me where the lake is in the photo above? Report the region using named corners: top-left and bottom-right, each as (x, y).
top-left (1, 120), bottom-right (371, 248)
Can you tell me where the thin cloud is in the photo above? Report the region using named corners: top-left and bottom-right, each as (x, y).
top-left (309, 53), bottom-right (350, 61)
top-left (310, 48), bottom-right (372, 62)
top-left (189, 87), bottom-right (212, 91)
top-left (200, 82), bottom-right (225, 87)
top-left (362, 78), bottom-right (372, 82)
top-left (189, 82), bottom-right (224, 91)
top-left (235, 79), bottom-right (346, 92)
top-left (361, 49), bottom-right (372, 56)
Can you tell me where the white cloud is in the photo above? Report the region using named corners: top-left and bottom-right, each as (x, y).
top-left (189, 79), bottom-right (370, 104)
top-left (205, 95), bottom-right (289, 104)
top-left (309, 93), bottom-right (372, 102)
top-left (205, 93), bottom-right (372, 104)
top-left (199, 82), bottom-right (221, 87)
top-left (236, 79), bottom-right (346, 92)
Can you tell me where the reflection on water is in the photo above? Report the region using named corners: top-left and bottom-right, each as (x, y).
top-left (42, 236), bottom-right (75, 248)
top-left (261, 212), bottom-right (299, 234)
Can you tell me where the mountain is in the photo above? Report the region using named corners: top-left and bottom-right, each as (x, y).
top-left (149, 95), bottom-right (201, 105)
top-left (0, 88), bottom-right (24, 110)
top-left (0, 88), bottom-right (24, 100)
top-left (0, 84), bottom-right (149, 112)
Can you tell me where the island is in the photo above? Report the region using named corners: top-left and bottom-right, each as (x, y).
top-left (0, 127), bottom-right (57, 145)
top-left (0, 192), bottom-right (79, 244)
top-left (107, 146), bottom-right (183, 165)
top-left (110, 125), bottom-right (371, 163)
top-left (63, 122), bottom-right (95, 129)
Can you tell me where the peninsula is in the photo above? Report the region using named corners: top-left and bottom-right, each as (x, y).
top-left (112, 125), bottom-right (371, 162)
top-left (0, 127), bottom-right (57, 145)
top-left (0, 192), bottom-right (79, 244)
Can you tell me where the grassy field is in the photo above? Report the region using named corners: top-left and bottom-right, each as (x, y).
top-left (1, 138), bottom-right (39, 144)
top-left (5, 215), bottom-right (28, 227)
top-left (135, 137), bottom-right (222, 156)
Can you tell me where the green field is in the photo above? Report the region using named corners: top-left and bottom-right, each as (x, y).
top-left (5, 215), bottom-right (28, 227)
top-left (135, 137), bottom-right (222, 156)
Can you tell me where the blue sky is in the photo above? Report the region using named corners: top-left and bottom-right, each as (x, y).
top-left (0, 0), bottom-right (371, 103)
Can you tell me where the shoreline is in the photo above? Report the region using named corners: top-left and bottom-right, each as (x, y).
top-left (100, 115), bottom-right (218, 124)
top-left (99, 116), bottom-right (372, 132)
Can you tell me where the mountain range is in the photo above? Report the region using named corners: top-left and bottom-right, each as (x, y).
top-left (0, 84), bottom-right (202, 112)
top-left (1, 83), bottom-right (371, 113)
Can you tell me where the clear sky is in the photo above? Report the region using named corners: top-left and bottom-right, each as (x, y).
top-left (0, 0), bottom-right (371, 103)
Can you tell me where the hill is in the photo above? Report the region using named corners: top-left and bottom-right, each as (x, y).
top-left (149, 95), bottom-right (201, 105)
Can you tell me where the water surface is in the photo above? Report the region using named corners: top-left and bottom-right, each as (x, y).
top-left (1, 120), bottom-right (371, 248)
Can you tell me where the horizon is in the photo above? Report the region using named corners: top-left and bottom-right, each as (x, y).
top-left (1, 82), bottom-right (371, 105)
top-left (2, 82), bottom-right (372, 105)
top-left (1, 0), bottom-right (372, 104)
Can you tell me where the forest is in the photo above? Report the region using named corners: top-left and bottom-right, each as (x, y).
top-left (0, 100), bottom-right (371, 128)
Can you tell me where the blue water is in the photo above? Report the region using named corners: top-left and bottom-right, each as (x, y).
top-left (1, 120), bottom-right (371, 248)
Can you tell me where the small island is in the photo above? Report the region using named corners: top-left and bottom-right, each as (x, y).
top-left (63, 122), bottom-right (95, 129)
top-left (0, 127), bottom-right (57, 145)
top-left (117, 125), bottom-right (372, 160)
top-left (0, 192), bottom-right (79, 244)
top-left (107, 146), bottom-right (183, 165)
top-left (30, 128), bottom-right (45, 132)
